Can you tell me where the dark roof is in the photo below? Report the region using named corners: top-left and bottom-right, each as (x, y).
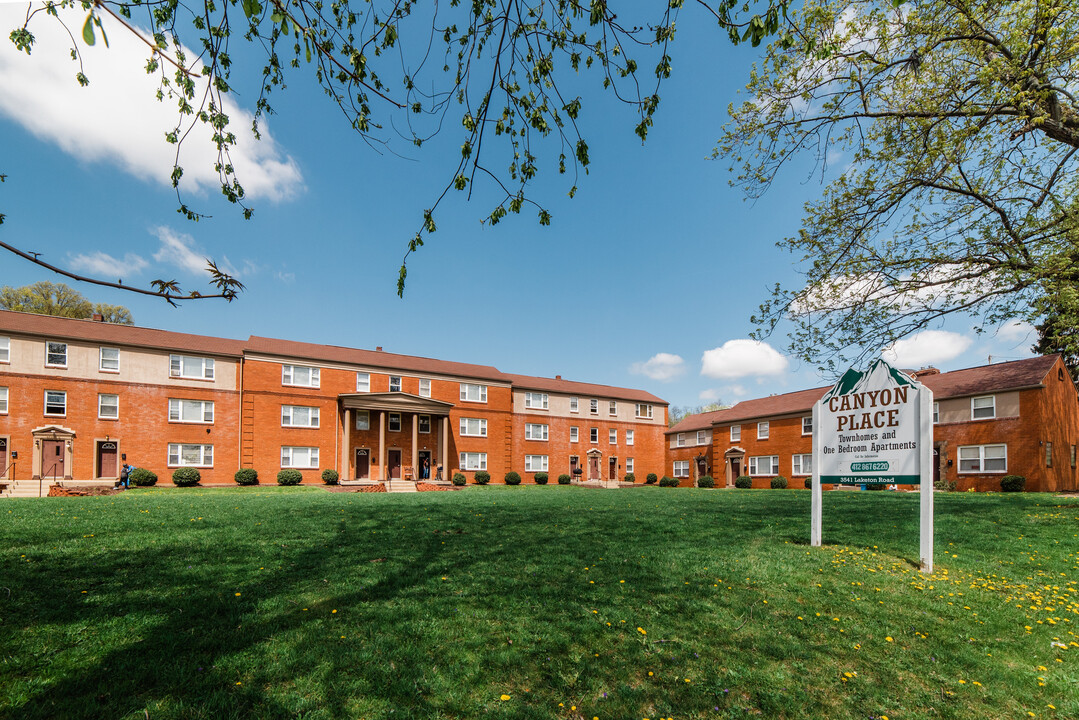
top-left (666, 408), bottom-right (733, 435)
top-left (504, 373), bottom-right (668, 405)
top-left (0, 309), bottom-right (245, 356)
top-left (714, 387), bottom-right (830, 424)
top-left (919, 355), bottom-right (1059, 398)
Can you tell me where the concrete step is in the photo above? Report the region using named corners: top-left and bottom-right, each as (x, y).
top-left (386, 479), bottom-right (417, 493)
top-left (3, 480), bottom-right (49, 498)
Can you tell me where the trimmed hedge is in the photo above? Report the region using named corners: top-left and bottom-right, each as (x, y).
top-left (234, 468), bottom-right (259, 486)
top-left (645, 473), bottom-right (658, 485)
top-left (623, 472), bottom-right (635, 483)
top-left (129, 468), bottom-right (158, 487)
top-left (771, 475), bottom-right (788, 490)
top-left (697, 475), bottom-right (714, 488)
top-left (474, 471), bottom-right (491, 485)
top-left (659, 476), bottom-right (678, 487)
top-left (172, 468), bottom-right (201, 487)
top-left (321, 469), bottom-right (340, 485)
top-left (277, 469), bottom-right (303, 486)
top-left (735, 475), bottom-right (752, 489)
top-left (534, 472), bottom-right (549, 485)
top-left (505, 471), bottom-right (522, 486)
top-left (557, 474), bottom-right (572, 485)
top-left (1001, 474), bottom-right (1026, 492)
top-left (452, 472), bottom-right (467, 486)
top-left (804, 477), bottom-right (812, 489)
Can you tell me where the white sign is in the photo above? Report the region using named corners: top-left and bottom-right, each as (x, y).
top-left (811, 358), bottom-right (935, 572)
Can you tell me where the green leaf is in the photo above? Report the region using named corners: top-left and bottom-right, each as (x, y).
top-left (242, 0), bottom-right (263, 19)
top-left (82, 13), bottom-right (96, 46)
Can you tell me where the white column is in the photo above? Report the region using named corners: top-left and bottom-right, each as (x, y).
top-left (441, 416), bottom-right (449, 478)
top-left (378, 411), bottom-right (386, 481)
top-left (411, 413), bottom-right (419, 480)
top-left (343, 409), bottom-right (352, 479)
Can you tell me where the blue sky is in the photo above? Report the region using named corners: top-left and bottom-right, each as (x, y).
top-left (0, 2), bottom-right (1038, 409)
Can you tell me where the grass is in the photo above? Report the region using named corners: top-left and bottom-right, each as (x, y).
top-left (1, 486), bottom-right (1077, 720)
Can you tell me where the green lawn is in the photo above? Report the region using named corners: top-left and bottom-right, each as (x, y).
top-left (1, 486), bottom-right (1076, 720)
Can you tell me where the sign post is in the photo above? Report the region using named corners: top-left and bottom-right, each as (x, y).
top-left (811, 359), bottom-right (934, 572)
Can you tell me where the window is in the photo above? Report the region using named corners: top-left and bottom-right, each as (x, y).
top-left (281, 405), bottom-right (319, 428)
top-left (44, 390), bottom-right (66, 416)
top-left (525, 392), bottom-right (549, 410)
top-left (570, 426), bottom-right (579, 443)
top-left (355, 410), bottom-right (370, 430)
top-left (460, 452), bottom-right (487, 471)
top-left (419, 378), bottom-right (431, 398)
top-left (933, 402), bottom-right (939, 424)
top-left (281, 446), bottom-right (319, 468)
top-left (697, 430), bottom-right (707, 445)
top-left (1046, 441), bottom-right (1053, 468)
top-left (748, 455), bottom-right (780, 476)
top-left (460, 417), bottom-right (487, 437)
top-left (626, 429), bottom-right (634, 446)
top-left (673, 460), bottom-right (690, 478)
top-left (792, 454), bottom-right (813, 475)
top-left (169, 443), bottom-right (214, 467)
top-left (626, 458), bottom-right (634, 473)
top-left (525, 423), bottom-right (549, 441)
top-left (0, 337), bottom-right (8, 363)
top-left (958, 444), bottom-right (1007, 473)
top-left (570, 397), bottom-right (579, 413)
top-left (0, 386), bottom-right (7, 414)
top-left (590, 427), bottom-right (599, 443)
top-left (100, 347), bottom-right (120, 372)
top-left (419, 415), bottom-right (431, 434)
top-left (525, 455), bottom-right (549, 472)
top-left (460, 383), bottom-right (487, 403)
top-left (730, 425), bottom-right (741, 441)
top-left (97, 394), bottom-right (119, 419)
top-left (389, 376), bottom-right (402, 392)
top-left (46, 341), bottom-right (67, 367)
top-left (635, 403), bottom-right (654, 419)
top-left (389, 413), bottom-right (402, 432)
top-left (171, 354), bottom-right (214, 380)
top-left (609, 429), bottom-right (617, 444)
top-left (356, 372), bottom-right (370, 392)
top-left (609, 401), bottom-right (617, 416)
top-left (282, 364), bottom-right (319, 387)
top-left (169, 399), bottom-right (214, 424)
top-left (677, 433), bottom-right (686, 447)
top-left (1072, 445), bottom-right (1076, 469)
top-left (590, 398), bottom-right (598, 414)
top-left (758, 421), bottom-right (770, 439)
top-left (971, 395), bottom-right (995, 420)
top-left (802, 416), bottom-right (813, 435)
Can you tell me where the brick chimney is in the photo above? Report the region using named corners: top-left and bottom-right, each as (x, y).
top-left (555, 375), bottom-right (562, 380)
top-left (91, 313), bottom-right (104, 322)
top-left (375, 346), bottom-right (383, 352)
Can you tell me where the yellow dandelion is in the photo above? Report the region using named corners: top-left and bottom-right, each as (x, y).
top-left (500, 695), bottom-right (511, 701)
top-left (637, 627), bottom-right (647, 635)
top-left (648, 671), bottom-right (653, 676)
top-left (885, 636), bottom-right (894, 642)
top-left (235, 592), bottom-right (242, 597)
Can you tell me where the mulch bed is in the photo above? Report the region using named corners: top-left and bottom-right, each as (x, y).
top-left (47, 485), bottom-right (122, 497)
top-left (323, 484), bottom-right (387, 493)
top-left (416, 483), bottom-right (460, 491)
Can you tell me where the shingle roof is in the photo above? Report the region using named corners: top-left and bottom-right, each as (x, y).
top-left (666, 407), bottom-right (733, 435)
top-left (713, 387), bottom-right (831, 424)
top-left (0, 309), bottom-right (245, 356)
top-left (504, 373), bottom-right (668, 405)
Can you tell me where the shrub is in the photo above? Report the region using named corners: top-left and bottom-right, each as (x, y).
top-left (934, 478), bottom-right (957, 491)
top-left (804, 477), bottom-right (812, 489)
top-left (735, 475), bottom-right (752, 489)
top-left (129, 468), bottom-right (158, 487)
top-left (1000, 474), bottom-right (1026, 492)
top-left (534, 472), bottom-right (549, 485)
top-left (505, 471), bottom-right (522, 486)
top-left (659, 476), bottom-right (678, 487)
top-left (321, 469), bottom-right (340, 485)
top-left (452, 472), bottom-right (467, 486)
top-left (557, 474), bottom-right (572, 485)
top-left (645, 473), bottom-right (658, 485)
top-left (234, 468), bottom-right (259, 486)
top-left (172, 468), bottom-right (201, 487)
top-left (697, 475), bottom-right (714, 488)
top-left (771, 475), bottom-right (788, 489)
top-left (865, 482), bottom-right (886, 491)
top-left (474, 471), bottom-right (491, 485)
top-left (277, 469), bottom-right (303, 486)
top-left (623, 472), bottom-right (635, 483)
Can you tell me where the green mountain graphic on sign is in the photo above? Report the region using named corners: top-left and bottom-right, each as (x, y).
top-left (822, 358), bottom-right (918, 401)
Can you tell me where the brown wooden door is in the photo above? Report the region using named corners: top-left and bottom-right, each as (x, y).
top-left (389, 450), bottom-right (402, 479)
top-left (589, 455), bottom-right (600, 480)
top-left (355, 449), bottom-right (370, 479)
top-left (42, 440), bottom-right (65, 478)
top-left (608, 457), bottom-right (617, 480)
top-left (697, 458), bottom-right (707, 478)
top-left (933, 447), bottom-right (940, 486)
top-left (98, 441), bottom-right (118, 478)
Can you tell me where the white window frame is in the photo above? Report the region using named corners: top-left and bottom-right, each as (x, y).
top-left (281, 445), bottom-right (319, 469)
top-left (971, 395), bottom-right (996, 420)
top-left (609, 400), bottom-right (617, 416)
top-left (802, 416), bottom-right (813, 436)
top-left (0, 337), bottom-right (9, 364)
top-left (570, 397), bottom-right (579, 413)
top-left (388, 412), bottom-right (402, 432)
top-left (170, 354), bottom-right (215, 380)
top-left (460, 383), bottom-right (488, 403)
top-left (626, 429), bottom-right (634, 446)
top-left (730, 425), bottom-right (741, 442)
top-left (282, 364), bottom-right (319, 388)
top-left (168, 443), bottom-right (214, 468)
top-left (46, 341), bottom-right (67, 368)
top-left (570, 426), bottom-right (579, 443)
top-left (419, 378), bottom-right (431, 398)
top-left (626, 457), bottom-right (634, 473)
top-left (356, 372), bottom-right (370, 392)
top-left (281, 404), bottom-right (320, 428)
top-left (635, 403), bottom-right (654, 419)
top-left (676, 432), bottom-right (686, 447)
top-left (525, 454), bottom-right (549, 472)
top-left (590, 427), bottom-right (599, 443)
top-left (99, 347), bottom-right (120, 373)
top-left (958, 444), bottom-right (1007, 473)
top-left (389, 376), bottom-right (402, 392)
top-left (609, 429), bottom-right (617, 445)
top-left (758, 421), bottom-right (770, 440)
top-left (525, 392), bottom-right (549, 410)
top-left (169, 398), bottom-right (215, 424)
top-left (0, 386), bottom-right (7, 414)
top-left (98, 393), bottom-right (119, 420)
top-left (355, 409), bottom-right (370, 430)
top-left (525, 423), bottom-right (549, 441)
top-left (748, 455), bottom-right (780, 476)
top-left (460, 452), bottom-right (487, 471)
top-left (419, 415), bottom-right (431, 434)
top-left (590, 398), bottom-right (599, 414)
top-left (933, 402), bottom-right (939, 424)
top-left (44, 390), bottom-right (66, 417)
top-left (673, 460), bottom-right (690, 478)
top-left (460, 417), bottom-right (487, 437)
top-left (792, 454), bottom-right (813, 476)
top-left (697, 430), bottom-right (707, 445)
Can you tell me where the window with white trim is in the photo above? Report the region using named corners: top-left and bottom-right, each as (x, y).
top-left (44, 390), bottom-right (66, 416)
top-left (419, 415), bottom-right (431, 434)
top-left (697, 430), bottom-right (707, 445)
top-left (757, 421), bottom-right (770, 440)
top-left (389, 376), bottom-right (402, 392)
top-left (281, 445), bottom-right (319, 468)
top-left (673, 460), bottom-right (690, 478)
top-left (676, 432), bottom-right (686, 447)
top-left (0, 386), bottom-right (7, 414)
top-left (98, 394), bottom-right (119, 420)
top-left (792, 454), bottom-right (813, 475)
top-left (635, 403), bottom-right (654, 419)
top-left (626, 429), bottom-right (634, 446)
top-left (609, 400), bottom-right (617, 415)
top-left (100, 347), bottom-right (120, 372)
top-left (171, 354), bottom-right (214, 380)
top-left (730, 425), bottom-right (741, 441)
top-left (169, 443), bottom-right (214, 467)
top-left (570, 426), bottom-right (579, 443)
top-left (525, 455), bottom-right (549, 472)
top-left (609, 429), bottom-right (617, 444)
top-left (0, 337), bottom-right (9, 363)
top-left (971, 395), bottom-right (995, 420)
top-left (958, 444), bottom-right (1007, 473)
top-left (169, 399), bottom-right (214, 424)
top-left (389, 413), bottom-right (402, 432)
top-left (802, 416), bottom-right (812, 435)
top-left (748, 455), bottom-right (780, 476)
top-left (570, 397), bottom-right (579, 413)
top-left (46, 341), bottom-right (67, 367)
top-left (626, 457), bottom-right (634, 473)
top-left (525, 423), bottom-right (549, 441)
top-left (460, 383), bottom-right (487, 403)
top-left (590, 427), bottom-right (599, 443)
top-left (460, 417), bottom-right (487, 437)
top-left (355, 410), bottom-right (370, 430)
top-left (282, 364), bottom-right (319, 387)
top-left (281, 404), bottom-right (320, 428)
top-left (460, 452), bottom-right (487, 471)
top-left (525, 392), bottom-right (549, 410)
top-left (356, 372), bottom-right (370, 392)
top-left (933, 402), bottom-right (939, 424)
top-left (419, 378), bottom-right (431, 397)
top-left (590, 398), bottom-right (599, 414)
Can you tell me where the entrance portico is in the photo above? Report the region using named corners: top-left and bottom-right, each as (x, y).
top-left (339, 393), bottom-right (453, 482)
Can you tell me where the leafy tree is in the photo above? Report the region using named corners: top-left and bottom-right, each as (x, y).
top-left (1033, 296), bottom-right (1079, 382)
top-left (720, 0), bottom-right (1079, 371)
top-left (669, 402), bottom-right (727, 427)
top-left (0, 281), bottom-right (134, 324)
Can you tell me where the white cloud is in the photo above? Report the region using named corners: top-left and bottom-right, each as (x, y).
top-left (68, 250), bottom-right (148, 277)
top-left (629, 353), bottom-right (685, 382)
top-left (881, 330), bottom-right (972, 367)
top-left (0, 4), bottom-right (303, 201)
top-left (701, 340), bottom-right (789, 379)
top-left (151, 226), bottom-right (213, 275)
top-left (274, 270), bottom-right (296, 284)
top-left (995, 321), bottom-right (1035, 344)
